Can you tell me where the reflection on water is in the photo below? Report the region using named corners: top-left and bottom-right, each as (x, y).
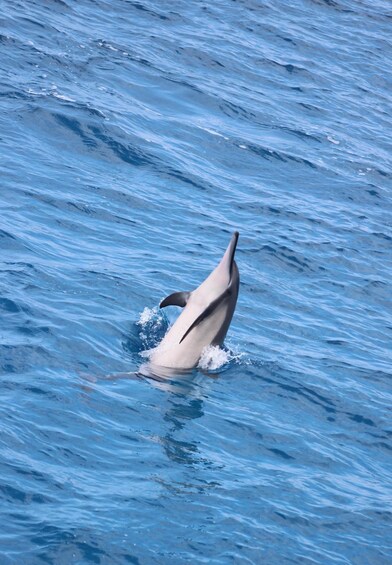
top-left (160, 396), bottom-right (204, 466)
top-left (140, 362), bottom-right (210, 467)
top-left (81, 363), bottom-right (214, 468)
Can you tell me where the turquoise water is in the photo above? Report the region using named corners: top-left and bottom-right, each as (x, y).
top-left (1, 0), bottom-right (392, 563)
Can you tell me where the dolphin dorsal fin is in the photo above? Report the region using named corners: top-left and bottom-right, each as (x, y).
top-left (160, 291), bottom-right (191, 309)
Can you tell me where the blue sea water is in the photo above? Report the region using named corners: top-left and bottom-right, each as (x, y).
top-left (1, 0), bottom-right (392, 563)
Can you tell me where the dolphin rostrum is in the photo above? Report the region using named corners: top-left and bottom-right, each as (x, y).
top-left (149, 232), bottom-right (240, 370)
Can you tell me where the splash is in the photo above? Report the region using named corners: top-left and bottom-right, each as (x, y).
top-left (137, 307), bottom-right (168, 351)
top-left (197, 344), bottom-right (246, 371)
top-left (138, 306), bottom-right (156, 326)
top-left (137, 308), bottom-right (246, 372)
top-left (198, 345), bottom-right (230, 370)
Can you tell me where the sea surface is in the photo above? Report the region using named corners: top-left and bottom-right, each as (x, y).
top-left (1, 0), bottom-right (391, 563)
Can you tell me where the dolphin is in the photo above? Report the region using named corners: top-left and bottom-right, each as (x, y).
top-left (149, 231), bottom-right (240, 370)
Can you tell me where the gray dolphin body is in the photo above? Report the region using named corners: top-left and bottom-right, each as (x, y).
top-left (149, 232), bottom-right (240, 370)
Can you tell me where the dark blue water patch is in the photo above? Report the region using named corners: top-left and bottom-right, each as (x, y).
top-left (246, 142), bottom-right (320, 169)
top-left (0, 86), bottom-right (32, 101)
top-left (268, 447), bottom-right (295, 460)
top-left (0, 345), bottom-right (54, 375)
top-left (0, 297), bottom-right (22, 313)
top-left (0, 482), bottom-right (53, 505)
top-left (246, 242), bottom-right (321, 274)
top-left (121, 326), bottom-right (146, 360)
top-left (0, 229), bottom-right (32, 252)
top-left (127, 1), bottom-right (170, 21)
top-left (309, 0), bottom-right (354, 12)
top-left (22, 106), bottom-right (153, 168)
top-left (30, 525), bottom-right (112, 565)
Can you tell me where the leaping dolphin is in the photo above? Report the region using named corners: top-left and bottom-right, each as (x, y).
top-left (149, 231), bottom-right (240, 370)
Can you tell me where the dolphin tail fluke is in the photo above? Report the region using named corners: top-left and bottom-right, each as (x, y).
top-left (160, 291), bottom-right (191, 309)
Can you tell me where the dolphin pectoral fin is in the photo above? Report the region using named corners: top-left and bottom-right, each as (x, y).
top-left (160, 291), bottom-right (191, 309)
top-left (179, 289), bottom-right (230, 344)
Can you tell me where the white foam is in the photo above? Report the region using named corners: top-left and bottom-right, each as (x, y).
top-left (137, 308), bottom-right (246, 371)
top-left (52, 92), bottom-right (75, 102)
top-left (198, 126), bottom-right (229, 140)
top-left (140, 347), bottom-right (155, 359)
top-left (137, 306), bottom-right (169, 352)
top-left (137, 306), bottom-right (157, 326)
top-left (197, 345), bottom-right (231, 371)
top-left (98, 41), bottom-right (118, 52)
top-left (27, 88), bottom-right (41, 95)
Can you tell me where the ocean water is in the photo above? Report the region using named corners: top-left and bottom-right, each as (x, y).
top-left (1, 0), bottom-right (391, 563)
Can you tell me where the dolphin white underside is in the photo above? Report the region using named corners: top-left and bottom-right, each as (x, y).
top-left (149, 232), bottom-right (240, 371)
